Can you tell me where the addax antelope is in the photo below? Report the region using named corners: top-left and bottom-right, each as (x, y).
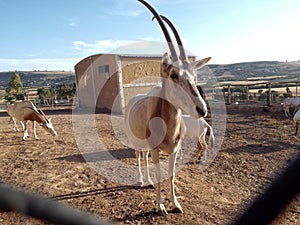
top-left (124, 0), bottom-right (211, 215)
top-left (7, 100), bottom-right (57, 140)
top-left (293, 109), bottom-right (300, 136)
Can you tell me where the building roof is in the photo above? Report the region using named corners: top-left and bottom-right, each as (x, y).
top-left (74, 52), bottom-right (197, 68)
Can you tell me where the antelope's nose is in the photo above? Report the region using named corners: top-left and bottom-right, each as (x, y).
top-left (196, 106), bottom-right (207, 117)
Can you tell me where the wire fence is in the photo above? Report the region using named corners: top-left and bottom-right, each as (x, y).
top-left (1, 152), bottom-right (299, 225)
top-left (232, 154), bottom-right (300, 225)
top-left (0, 182), bottom-right (115, 225)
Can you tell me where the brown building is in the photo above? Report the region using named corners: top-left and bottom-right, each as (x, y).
top-left (74, 53), bottom-right (196, 114)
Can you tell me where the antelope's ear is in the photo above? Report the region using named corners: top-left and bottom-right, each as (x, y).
top-left (191, 57), bottom-right (211, 69)
top-left (162, 52), bottom-right (172, 64)
top-left (161, 52), bottom-right (173, 77)
top-left (48, 118), bottom-right (52, 122)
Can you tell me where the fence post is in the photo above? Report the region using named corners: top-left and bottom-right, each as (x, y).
top-left (267, 83), bottom-right (272, 106)
top-left (227, 84), bottom-right (231, 105)
top-left (246, 86), bottom-right (249, 101)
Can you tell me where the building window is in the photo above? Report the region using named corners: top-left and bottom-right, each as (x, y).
top-left (99, 65), bottom-right (110, 80)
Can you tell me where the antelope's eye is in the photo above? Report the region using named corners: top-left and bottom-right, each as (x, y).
top-left (170, 71), bottom-right (179, 80)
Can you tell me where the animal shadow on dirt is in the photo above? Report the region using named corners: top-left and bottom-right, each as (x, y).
top-left (54, 148), bottom-right (135, 163)
top-left (50, 185), bottom-right (143, 201)
top-left (223, 140), bottom-right (297, 155)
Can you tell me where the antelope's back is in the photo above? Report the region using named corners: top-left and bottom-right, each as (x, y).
top-left (8, 101), bottom-right (37, 120)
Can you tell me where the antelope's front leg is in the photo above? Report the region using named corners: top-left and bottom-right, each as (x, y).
top-left (169, 150), bottom-right (183, 213)
top-left (150, 149), bottom-right (167, 215)
top-left (33, 121), bottom-right (39, 140)
top-left (20, 121), bottom-right (25, 131)
top-left (22, 121), bottom-right (29, 141)
top-left (136, 150), bottom-right (143, 186)
top-left (143, 150), bottom-right (154, 187)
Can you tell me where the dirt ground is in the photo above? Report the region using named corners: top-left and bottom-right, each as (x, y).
top-left (0, 104), bottom-right (299, 225)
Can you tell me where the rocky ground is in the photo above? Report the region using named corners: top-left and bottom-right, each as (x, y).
top-left (0, 104), bottom-right (299, 224)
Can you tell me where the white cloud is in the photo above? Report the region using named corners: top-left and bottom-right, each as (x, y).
top-left (73, 40), bottom-right (137, 55)
top-left (68, 21), bottom-right (77, 27)
top-left (0, 58), bottom-right (80, 72)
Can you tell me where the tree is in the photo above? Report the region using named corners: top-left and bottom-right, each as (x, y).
top-left (37, 87), bottom-right (54, 105)
top-left (5, 72), bottom-right (24, 103)
top-left (55, 83), bottom-right (76, 102)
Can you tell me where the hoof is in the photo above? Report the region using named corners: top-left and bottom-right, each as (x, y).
top-left (157, 204), bottom-right (168, 216)
top-left (142, 184), bottom-right (155, 189)
top-left (171, 201), bottom-right (183, 214)
top-left (156, 209), bottom-right (168, 216)
top-left (136, 181), bottom-right (143, 187)
top-left (141, 182), bottom-right (155, 189)
top-left (171, 207), bottom-right (183, 214)
top-left (149, 184), bottom-right (155, 189)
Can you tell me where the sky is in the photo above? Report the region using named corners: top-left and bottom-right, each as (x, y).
top-left (0, 0), bottom-right (299, 71)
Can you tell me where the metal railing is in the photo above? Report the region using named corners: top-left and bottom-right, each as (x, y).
top-left (0, 182), bottom-right (115, 225)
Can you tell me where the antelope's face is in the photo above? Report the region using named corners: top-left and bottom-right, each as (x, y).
top-left (162, 53), bottom-right (210, 118)
top-left (41, 118), bottom-right (58, 136)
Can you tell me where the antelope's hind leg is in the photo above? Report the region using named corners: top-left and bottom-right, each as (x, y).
top-left (198, 133), bottom-right (207, 161)
top-left (136, 150), bottom-right (154, 188)
top-left (33, 121), bottom-right (39, 140)
top-left (12, 118), bottom-right (19, 132)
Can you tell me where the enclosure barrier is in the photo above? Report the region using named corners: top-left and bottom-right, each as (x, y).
top-left (223, 81), bottom-right (300, 106)
top-left (232, 154), bottom-right (300, 225)
top-left (0, 153), bottom-right (299, 225)
top-left (0, 182), bottom-right (115, 225)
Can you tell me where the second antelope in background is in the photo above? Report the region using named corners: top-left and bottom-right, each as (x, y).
top-left (7, 100), bottom-right (57, 141)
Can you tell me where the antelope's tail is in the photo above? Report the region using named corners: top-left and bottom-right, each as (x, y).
top-left (207, 124), bottom-right (215, 150)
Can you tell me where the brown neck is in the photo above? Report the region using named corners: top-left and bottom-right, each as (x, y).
top-left (24, 111), bottom-right (45, 124)
top-left (157, 86), bottom-right (181, 120)
top-left (151, 88), bottom-right (182, 149)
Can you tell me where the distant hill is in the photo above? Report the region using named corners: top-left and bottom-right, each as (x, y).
top-left (0, 71), bottom-right (75, 88)
top-left (203, 61), bottom-right (300, 82)
top-left (1, 61), bottom-right (299, 89)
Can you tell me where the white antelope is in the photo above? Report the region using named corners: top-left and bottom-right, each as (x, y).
top-left (125, 0), bottom-right (210, 215)
top-left (181, 115), bottom-right (214, 162)
top-left (7, 100), bottom-right (57, 140)
top-left (293, 109), bottom-right (300, 136)
top-left (282, 97), bottom-right (300, 118)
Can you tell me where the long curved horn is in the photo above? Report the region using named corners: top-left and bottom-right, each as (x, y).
top-left (138, 0), bottom-right (178, 61)
top-left (31, 102), bottom-right (49, 122)
top-left (160, 15), bottom-right (188, 63)
top-left (37, 106), bottom-right (49, 122)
